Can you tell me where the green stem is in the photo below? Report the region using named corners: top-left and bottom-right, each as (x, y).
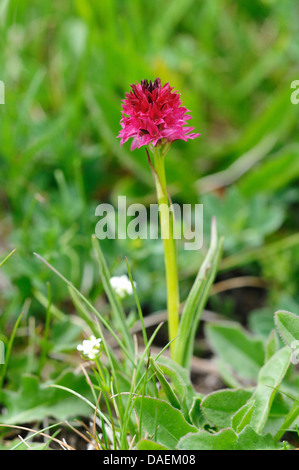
top-left (151, 145), bottom-right (180, 357)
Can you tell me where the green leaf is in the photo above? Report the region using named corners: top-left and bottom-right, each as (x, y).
top-left (275, 310), bottom-right (299, 347)
top-left (178, 426), bottom-right (281, 450)
top-left (178, 429), bottom-right (237, 450)
top-left (149, 358), bottom-right (181, 410)
top-left (235, 426), bottom-right (281, 450)
top-left (213, 358), bottom-right (242, 388)
top-left (174, 218), bottom-right (223, 369)
top-left (248, 346), bottom-right (292, 433)
top-left (232, 401), bottom-right (255, 433)
top-left (189, 396), bottom-right (207, 428)
top-left (265, 392), bottom-right (293, 436)
top-left (205, 321), bottom-right (265, 381)
top-left (274, 399), bottom-right (299, 442)
top-left (154, 355), bottom-right (198, 421)
top-left (134, 397), bottom-right (197, 449)
top-left (265, 329), bottom-right (279, 362)
top-left (136, 440), bottom-right (168, 450)
top-left (201, 389), bottom-right (252, 429)
top-left (0, 371), bottom-right (93, 425)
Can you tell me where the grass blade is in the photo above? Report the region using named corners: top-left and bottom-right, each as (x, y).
top-left (92, 235), bottom-right (134, 355)
top-left (0, 312), bottom-right (23, 389)
top-left (125, 256), bottom-right (148, 348)
top-left (33, 251), bottom-right (134, 365)
top-left (0, 249), bottom-right (16, 268)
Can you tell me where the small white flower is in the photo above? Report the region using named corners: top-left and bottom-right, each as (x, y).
top-left (77, 335), bottom-right (102, 360)
top-left (110, 275), bottom-right (135, 298)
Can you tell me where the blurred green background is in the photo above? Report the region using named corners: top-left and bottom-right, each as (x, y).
top-left (1, 0), bottom-right (299, 341)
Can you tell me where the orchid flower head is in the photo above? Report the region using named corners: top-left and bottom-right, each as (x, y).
top-left (118, 78), bottom-right (200, 152)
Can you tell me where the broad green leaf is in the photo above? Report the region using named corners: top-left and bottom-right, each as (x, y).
top-left (205, 321), bottom-right (265, 381)
top-left (178, 429), bottom-right (237, 450)
top-left (213, 358), bottom-right (242, 388)
top-left (0, 371), bottom-right (93, 425)
top-left (201, 389), bottom-right (252, 429)
top-left (235, 426), bottom-right (281, 450)
top-left (275, 310), bottom-right (299, 347)
top-left (178, 426), bottom-right (281, 450)
top-left (134, 397), bottom-right (197, 449)
top-left (249, 346), bottom-right (292, 433)
top-left (136, 440), bottom-right (168, 450)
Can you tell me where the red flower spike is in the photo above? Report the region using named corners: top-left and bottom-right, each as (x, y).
top-left (118, 78), bottom-right (200, 151)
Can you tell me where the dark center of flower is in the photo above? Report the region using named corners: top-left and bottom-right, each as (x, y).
top-left (141, 78), bottom-right (160, 93)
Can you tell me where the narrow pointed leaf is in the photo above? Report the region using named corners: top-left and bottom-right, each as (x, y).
top-left (174, 219), bottom-right (223, 368)
top-left (275, 310), bottom-right (299, 347)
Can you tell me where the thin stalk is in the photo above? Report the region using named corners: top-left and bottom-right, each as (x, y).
top-left (95, 359), bottom-right (117, 450)
top-left (0, 313), bottom-right (23, 388)
top-left (69, 288), bottom-right (124, 420)
top-left (91, 235), bottom-right (134, 356)
top-left (150, 146), bottom-right (180, 356)
top-left (0, 249), bottom-right (16, 268)
top-left (125, 257), bottom-right (148, 348)
top-left (138, 355), bottom-right (150, 439)
top-left (120, 322), bottom-right (164, 449)
top-left (38, 282), bottom-right (52, 375)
